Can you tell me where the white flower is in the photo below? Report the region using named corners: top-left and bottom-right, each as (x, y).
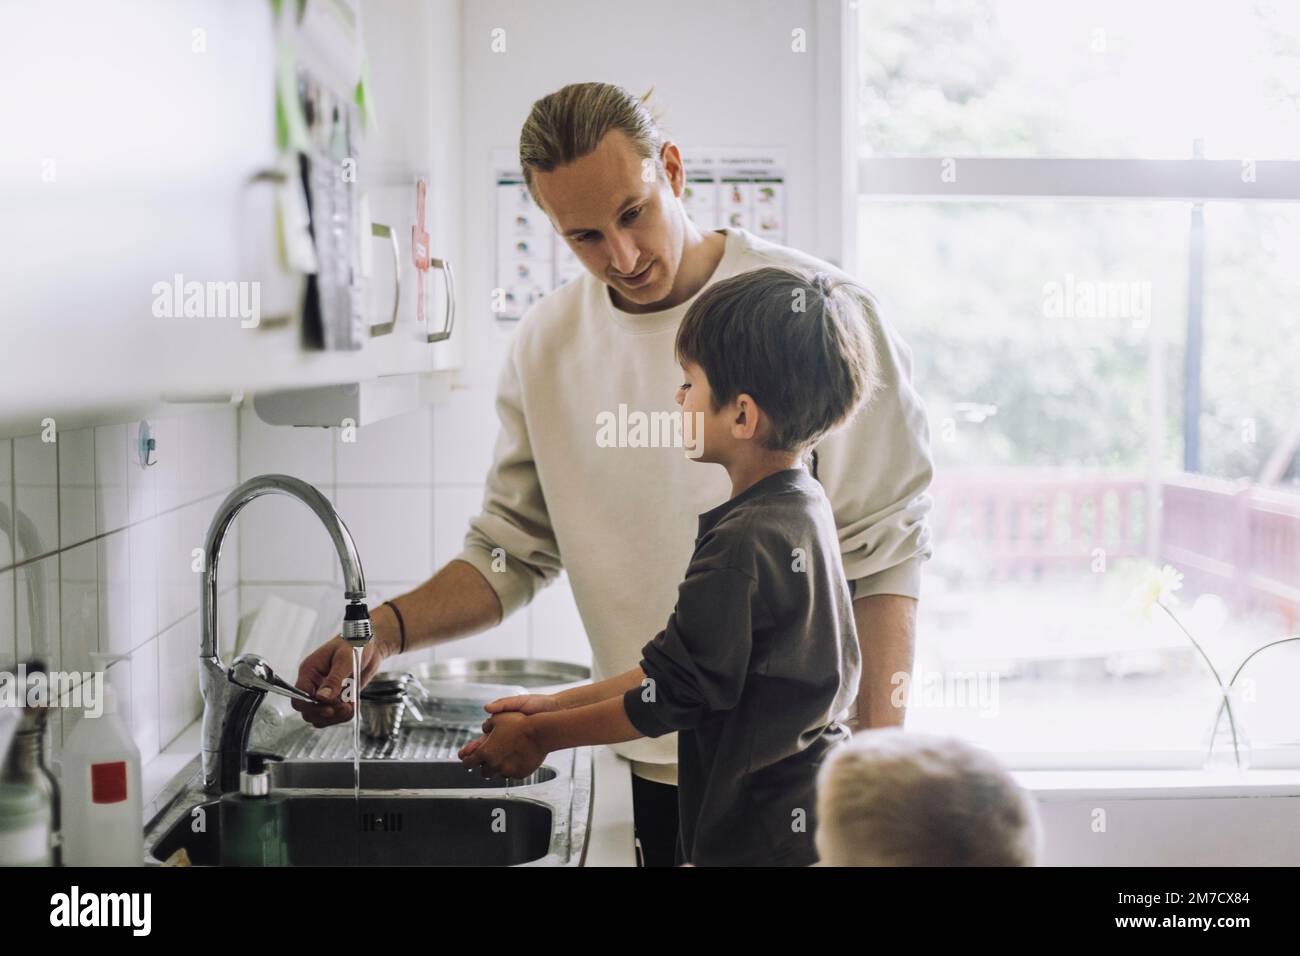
top-left (1128, 563), bottom-right (1184, 621)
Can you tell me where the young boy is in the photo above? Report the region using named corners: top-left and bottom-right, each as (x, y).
top-left (458, 266), bottom-right (879, 866)
top-left (814, 729), bottom-right (1043, 866)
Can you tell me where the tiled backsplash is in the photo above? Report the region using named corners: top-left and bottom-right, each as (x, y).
top-left (1, 395), bottom-right (591, 773)
top-left (237, 392), bottom-right (591, 674)
top-left (0, 408), bottom-right (241, 767)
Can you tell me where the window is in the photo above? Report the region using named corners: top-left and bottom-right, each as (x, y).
top-left (855, 0), bottom-right (1300, 769)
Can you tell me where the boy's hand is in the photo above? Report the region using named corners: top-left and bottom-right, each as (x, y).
top-left (457, 712), bottom-right (548, 779)
top-left (483, 693), bottom-right (561, 716)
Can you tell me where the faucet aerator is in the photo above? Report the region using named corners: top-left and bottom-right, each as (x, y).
top-left (342, 601), bottom-right (374, 648)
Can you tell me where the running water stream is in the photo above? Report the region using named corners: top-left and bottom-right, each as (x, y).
top-left (352, 645), bottom-right (362, 864)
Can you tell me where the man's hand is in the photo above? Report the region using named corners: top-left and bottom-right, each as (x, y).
top-left (292, 633), bottom-right (393, 728)
top-left (290, 565), bottom-right (505, 728)
top-left (457, 712), bottom-right (548, 779)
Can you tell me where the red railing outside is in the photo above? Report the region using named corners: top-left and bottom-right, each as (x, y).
top-left (930, 469), bottom-right (1300, 628)
top-left (1162, 474), bottom-right (1300, 628)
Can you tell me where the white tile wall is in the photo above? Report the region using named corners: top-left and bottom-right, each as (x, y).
top-left (431, 484), bottom-right (484, 567)
top-left (0, 441), bottom-right (12, 569)
top-left (239, 492), bottom-right (340, 583)
top-left (93, 423), bottom-right (129, 535)
top-left (127, 518), bottom-right (159, 647)
top-left (16, 555), bottom-right (59, 672)
top-left (157, 500), bottom-right (208, 632)
top-left (431, 387), bottom-right (500, 486)
top-left (157, 613), bottom-right (201, 746)
top-left (59, 541), bottom-right (97, 676)
top-left (335, 406), bottom-right (434, 485)
top-left (58, 428), bottom-right (96, 549)
top-left (129, 637), bottom-right (160, 763)
top-left (239, 396), bottom-right (592, 672)
top-left (334, 487), bottom-right (433, 582)
top-left (0, 570), bottom-right (13, 671)
top-left (96, 529), bottom-right (131, 657)
top-left (13, 433), bottom-right (57, 561)
top-left (0, 407), bottom-right (241, 774)
top-left (238, 406), bottom-right (332, 485)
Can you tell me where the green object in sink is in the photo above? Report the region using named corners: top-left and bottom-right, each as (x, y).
top-left (218, 751), bottom-right (288, 867)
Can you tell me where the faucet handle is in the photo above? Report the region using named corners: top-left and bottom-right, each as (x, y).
top-left (228, 653), bottom-right (318, 705)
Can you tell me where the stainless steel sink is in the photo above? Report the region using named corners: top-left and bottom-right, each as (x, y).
top-left (149, 793), bottom-right (558, 867)
top-left (143, 718), bottom-right (592, 866)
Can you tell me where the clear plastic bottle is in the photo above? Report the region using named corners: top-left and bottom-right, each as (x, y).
top-left (59, 685), bottom-right (143, 866)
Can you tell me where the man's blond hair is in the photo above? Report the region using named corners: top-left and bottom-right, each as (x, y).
top-left (518, 81), bottom-right (666, 212)
top-left (815, 729), bottom-right (1042, 866)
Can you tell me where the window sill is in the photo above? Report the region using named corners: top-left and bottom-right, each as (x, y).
top-left (1015, 768), bottom-right (1300, 801)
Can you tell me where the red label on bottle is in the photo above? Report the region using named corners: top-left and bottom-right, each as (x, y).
top-left (91, 761), bottom-right (128, 804)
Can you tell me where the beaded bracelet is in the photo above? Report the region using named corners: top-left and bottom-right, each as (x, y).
top-left (381, 600), bottom-right (407, 655)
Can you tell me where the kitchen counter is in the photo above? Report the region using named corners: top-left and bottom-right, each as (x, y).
top-left (583, 746), bottom-right (638, 866)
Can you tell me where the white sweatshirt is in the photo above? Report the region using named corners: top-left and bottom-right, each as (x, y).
top-left (454, 227), bottom-right (935, 785)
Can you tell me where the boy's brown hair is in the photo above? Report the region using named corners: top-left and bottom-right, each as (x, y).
top-left (674, 266), bottom-right (881, 451)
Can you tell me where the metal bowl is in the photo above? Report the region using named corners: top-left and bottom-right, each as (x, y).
top-left (408, 658), bottom-right (590, 690)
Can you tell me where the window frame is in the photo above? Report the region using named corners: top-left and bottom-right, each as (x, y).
top-left (846, 0), bottom-right (1300, 771)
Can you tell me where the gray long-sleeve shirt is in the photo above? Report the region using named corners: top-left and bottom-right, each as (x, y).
top-left (622, 466), bottom-right (862, 866)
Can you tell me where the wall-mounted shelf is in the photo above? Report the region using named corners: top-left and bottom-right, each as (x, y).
top-left (251, 370), bottom-right (454, 428)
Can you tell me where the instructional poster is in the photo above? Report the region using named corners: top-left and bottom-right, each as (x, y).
top-left (681, 149), bottom-right (787, 241)
top-left (492, 148), bottom-right (787, 321)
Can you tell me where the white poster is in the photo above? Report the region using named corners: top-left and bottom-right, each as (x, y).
top-left (492, 148), bottom-right (787, 321)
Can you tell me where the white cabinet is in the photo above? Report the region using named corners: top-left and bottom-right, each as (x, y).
top-left (357, 0), bottom-right (463, 375)
top-left (0, 0), bottom-right (462, 436)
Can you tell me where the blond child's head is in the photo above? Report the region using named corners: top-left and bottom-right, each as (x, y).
top-left (815, 729), bottom-right (1042, 866)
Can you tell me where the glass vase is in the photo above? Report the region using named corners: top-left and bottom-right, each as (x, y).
top-left (1202, 684), bottom-right (1251, 771)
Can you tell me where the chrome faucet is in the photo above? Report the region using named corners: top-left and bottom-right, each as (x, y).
top-left (200, 474), bottom-right (373, 793)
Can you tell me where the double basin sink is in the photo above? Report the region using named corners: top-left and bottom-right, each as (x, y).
top-left (142, 659), bottom-right (593, 867)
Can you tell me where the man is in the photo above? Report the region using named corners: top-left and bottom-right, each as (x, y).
top-left (293, 81), bottom-right (934, 867)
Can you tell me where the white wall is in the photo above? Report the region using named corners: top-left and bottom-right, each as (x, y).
top-left (455, 0), bottom-right (842, 391)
